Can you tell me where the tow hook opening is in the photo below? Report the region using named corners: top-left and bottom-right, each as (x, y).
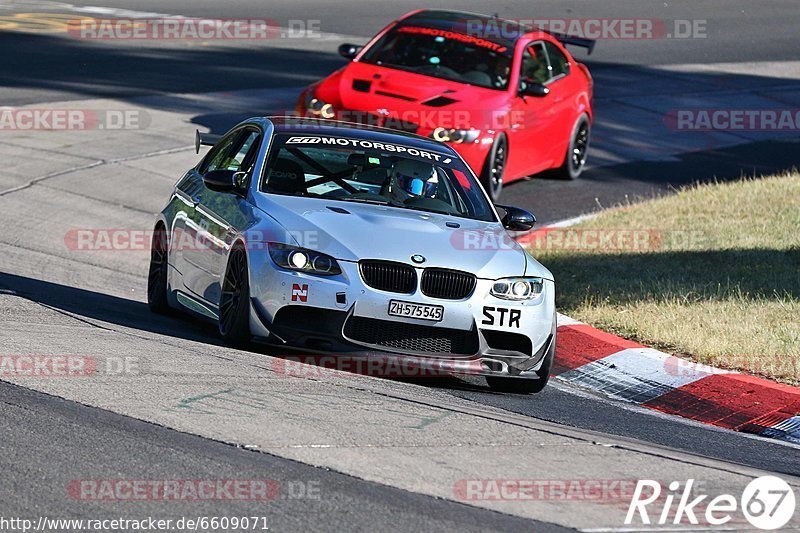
top-left (481, 359), bottom-right (506, 373)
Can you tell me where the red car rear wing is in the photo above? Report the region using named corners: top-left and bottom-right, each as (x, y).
top-left (552, 33), bottom-right (596, 55)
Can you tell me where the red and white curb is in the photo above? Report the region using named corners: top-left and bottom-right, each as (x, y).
top-left (517, 218), bottom-right (799, 444)
top-left (554, 314), bottom-right (800, 444)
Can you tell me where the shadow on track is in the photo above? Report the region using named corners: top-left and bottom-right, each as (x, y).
top-left (509, 137), bottom-right (800, 224)
top-left (4, 29), bottom-right (799, 226)
top-left (0, 271), bottom-right (493, 391)
top-left (0, 30), bottom-right (344, 105)
top-left (0, 271), bottom-right (221, 345)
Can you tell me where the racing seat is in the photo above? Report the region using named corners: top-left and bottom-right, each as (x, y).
top-left (267, 158), bottom-right (307, 195)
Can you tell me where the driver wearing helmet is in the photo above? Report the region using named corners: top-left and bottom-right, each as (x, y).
top-left (387, 158), bottom-right (438, 201)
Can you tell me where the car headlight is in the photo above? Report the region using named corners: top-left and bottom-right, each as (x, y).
top-left (430, 128), bottom-right (480, 144)
top-left (490, 277), bottom-right (544, 300)
top-left (268, 243), bottom-right (341, 276)
top-left (305, 93), bottom-right (336, 119)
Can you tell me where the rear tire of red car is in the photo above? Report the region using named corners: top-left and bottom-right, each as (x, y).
top-left (554, 114), bottom-right (590, 180)
top-left (480, 133), bottom-right (507, 202)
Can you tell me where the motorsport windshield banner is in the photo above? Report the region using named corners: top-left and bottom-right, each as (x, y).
top-left (284, 135), bottom-right (453, 163)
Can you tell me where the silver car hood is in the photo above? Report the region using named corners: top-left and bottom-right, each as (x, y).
top-left (254, 195), bottom-right (547, 280)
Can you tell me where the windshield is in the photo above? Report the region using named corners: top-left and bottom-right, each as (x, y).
top-left (261, 134), bottom-right (496, 222)
top-left (360, 25), bottom-right (513, 91)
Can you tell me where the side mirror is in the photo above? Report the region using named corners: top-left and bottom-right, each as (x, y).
top-left (498, 205), bottom-right (536, 231)
top-left (338, 43), bottom-right (363, 60)
top-left (519, 81), bottom-right (550, 97)
top-left (203, 170), bottom-right (247, 192)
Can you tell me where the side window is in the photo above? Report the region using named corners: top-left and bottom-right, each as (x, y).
top-left (229, 130), bottom-right (261, 174)
top-left (519, 42), bottom-right (550, 88)
top-left (199, 129), bottom-right (262, 175)
top-left (198, 131), bottom-right (241, 174)
top-left (544, 41), bottom-right (570, 79)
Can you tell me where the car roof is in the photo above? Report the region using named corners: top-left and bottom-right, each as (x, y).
top-left (265, 116), bottom-right (459, 155)
top-left (400, 9), bottom-right (532, 50)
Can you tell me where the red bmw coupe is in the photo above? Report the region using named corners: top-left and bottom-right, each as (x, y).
top-left (297, 9), bottom-right (594, 201)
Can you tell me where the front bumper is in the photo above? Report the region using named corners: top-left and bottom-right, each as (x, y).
top-left (247, 256), bottom-right (556, 379)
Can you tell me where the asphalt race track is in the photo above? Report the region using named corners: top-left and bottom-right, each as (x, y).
top-left (0, 1), bottom-right (799, 531)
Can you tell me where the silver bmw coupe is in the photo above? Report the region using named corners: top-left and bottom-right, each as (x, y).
top-left (148, 117), bottom-right (556, 393)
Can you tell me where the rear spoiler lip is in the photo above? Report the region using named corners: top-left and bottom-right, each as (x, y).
top-left (552, 33), bottom-right (596, 55)
top-left (195, 130), bottom-right (221, 154)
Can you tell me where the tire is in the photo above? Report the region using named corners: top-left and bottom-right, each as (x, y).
top-left (486, 330), bottom-right (556, 394)
top-left (479, 133), bottom-right (507, 202)
top-left (554, 114), bottom-right (590, 180)
top-left (218, 246), bottom-right (252, 346)
top-left (147, 224), bottom-right (171, 313)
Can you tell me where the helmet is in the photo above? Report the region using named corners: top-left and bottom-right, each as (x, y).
top-left (393, 159), bottom-right (438, 198)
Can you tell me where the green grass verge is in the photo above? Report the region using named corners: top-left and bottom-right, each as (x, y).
top-left (530, 172), bottom-right (800, 384)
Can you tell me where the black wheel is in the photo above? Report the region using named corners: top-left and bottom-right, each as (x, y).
top-left (219, 247), bottom-right (252, 346)
top-left (554, 114), bottom-right (590, 180)
top-left (147, 225), bottom-right (170, 313)
top-left (486, 330), bottom-right (555, 394)
top-left (480, 133), bottom-right (507, 202)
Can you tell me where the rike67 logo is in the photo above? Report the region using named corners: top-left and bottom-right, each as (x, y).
top-left (626, 476), bottom-right (796, 530)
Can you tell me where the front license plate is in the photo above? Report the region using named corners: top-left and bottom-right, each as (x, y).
top-left (388, 300), bottom-right (444, 322)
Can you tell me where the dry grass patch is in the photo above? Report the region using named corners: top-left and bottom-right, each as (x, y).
top-left (532, 172), bottom-right (800, 384)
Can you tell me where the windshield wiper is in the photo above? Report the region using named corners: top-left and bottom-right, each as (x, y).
top-left (336, 196), bottom-right (409, 208)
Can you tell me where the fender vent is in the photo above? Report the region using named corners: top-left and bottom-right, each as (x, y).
top-left (375, 90), bottom-right (416, 102)
top-left (481, 330), bottom-right (532, 355)
top-left (423, 96), bottom-right (459, 107)
top-left (352, 79), bottom-right (371, 92)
